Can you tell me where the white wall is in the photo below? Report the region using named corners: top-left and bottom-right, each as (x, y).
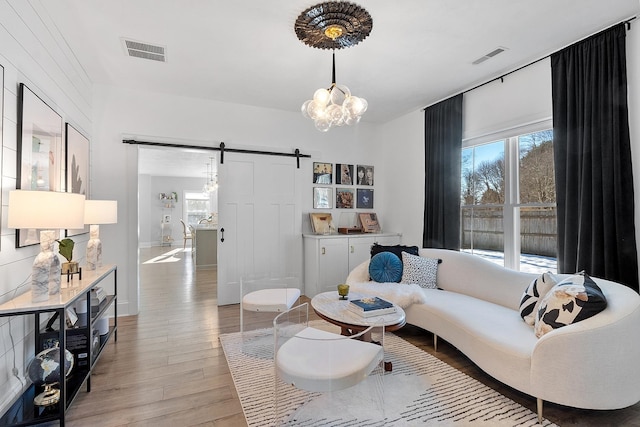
top-left (90, 83), bottom-right (383, 318)
top-left (0, 0), bottom-right (93, 412)
top-left (140, 175), bottom-right (209, 247)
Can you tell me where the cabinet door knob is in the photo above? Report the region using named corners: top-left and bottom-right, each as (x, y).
top-left (321, 247), bottom-right (325, 255)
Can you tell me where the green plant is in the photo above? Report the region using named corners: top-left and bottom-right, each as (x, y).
top-left (56, 238), bottom-right (75, 263)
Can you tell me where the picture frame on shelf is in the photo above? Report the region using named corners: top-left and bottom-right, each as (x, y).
top-left (16, 83), bottom-right (64, 248)
top-left (336, 188), bottom-right (354, 209)
top-left (313, 187), bottom-right (332, 209)
top-left (310, 213), bottom-right (335, 234)
top-left (359, 212), bottom-right (381, 233)
top-left (335, 163), bottom-right (353, 185)
top-left (65, 123), bottom-right (90, 237)
top-left (313, 162), bottom-right (332, 184)
top-left (356, 164), bottom-right (374, 186)
top-left (356, 188), bottom-right (374, 209)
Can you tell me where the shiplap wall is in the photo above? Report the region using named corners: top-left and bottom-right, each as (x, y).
top-left (0, 0), bottom-right (93, 413)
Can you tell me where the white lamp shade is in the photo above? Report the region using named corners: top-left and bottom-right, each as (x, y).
top-left (8, 190), bottom-right (85, 229)
top-left (84, 200), bottom-right (118, 224)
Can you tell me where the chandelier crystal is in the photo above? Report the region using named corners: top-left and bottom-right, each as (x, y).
top-left (301, 52), bottom-right (368, 132)
top-left (202, 157), bottom-right (218, 194)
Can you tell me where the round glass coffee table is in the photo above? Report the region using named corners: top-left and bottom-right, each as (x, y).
top-left (310, 291), bottom-right (406, 371)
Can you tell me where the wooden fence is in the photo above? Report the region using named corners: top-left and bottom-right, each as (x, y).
top-left (461, 207), bottom-right (557, 257)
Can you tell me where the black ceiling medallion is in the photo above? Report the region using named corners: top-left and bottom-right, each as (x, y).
top-left (294, 2), bottom-right (373, 50)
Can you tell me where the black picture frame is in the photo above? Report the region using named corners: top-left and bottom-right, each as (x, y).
top-left (335, 163), bottom-right (354, 185)
top-left (16, 83), bottom-right (64, 247)
top-left (65, 123), bottom-right (90, 237)
top-left (356, 188), bottom-right (374, 209)
top-left (313, 162), bottom-right (332, 184)
top-left (356, 164), bottom-right (374, 186)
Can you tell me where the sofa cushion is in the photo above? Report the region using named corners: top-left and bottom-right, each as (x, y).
top-left (534, 272), bottom-right (608, 338)
top-left (370, 243), bottom-right (419, 264)
top-left (519, 272), bottom-right (558, 326)
top-left (400, 252), bottom-right (438, 288)
top-left (368, 252), bottom-right (403, 283)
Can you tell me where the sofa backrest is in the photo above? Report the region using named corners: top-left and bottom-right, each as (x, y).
top-left (419, 248), bottom-right (538, 311)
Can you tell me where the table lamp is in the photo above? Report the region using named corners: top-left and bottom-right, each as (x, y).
top-left (8, 191), bottom-right (85, 302)
top-left (84, 200), bottom-right (118, 270)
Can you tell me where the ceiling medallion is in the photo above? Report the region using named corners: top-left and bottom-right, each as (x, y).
top-left (294, 1), bottom-right (373, 50)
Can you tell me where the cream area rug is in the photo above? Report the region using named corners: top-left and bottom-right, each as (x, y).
top-left (220, 321), bottom-right (558, 427)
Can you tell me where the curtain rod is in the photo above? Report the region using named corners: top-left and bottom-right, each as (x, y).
top-left (423, 16), bottom-right (637, 110)
top-left (122, 139), bottom-right (311, 168)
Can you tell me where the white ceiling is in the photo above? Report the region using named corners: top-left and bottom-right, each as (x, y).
top-left (41, 0), bottom-right (640, 177)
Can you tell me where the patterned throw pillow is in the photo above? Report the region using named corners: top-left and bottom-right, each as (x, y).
top-left (368, 252), bottom-right (403, 283)
top-left (534, 272), bottom-right (607, 338)
top-left (400, 252), bottom-right (439, 289)
top-left (519, 272), bottom-right (558, 326)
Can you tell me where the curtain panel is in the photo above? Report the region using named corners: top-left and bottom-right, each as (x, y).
top-left (551, 23), bottom-right (639, 292)
top-left (423, 94), bottom-right (463, 249)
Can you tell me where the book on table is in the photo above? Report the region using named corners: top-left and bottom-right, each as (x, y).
top-left (348, 296), bottom-right (397, 317)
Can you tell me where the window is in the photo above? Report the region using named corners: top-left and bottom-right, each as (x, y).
top-left (461, 129), bottom-right (557, 273)
top-left (184, 191), bottom-right (211, 225)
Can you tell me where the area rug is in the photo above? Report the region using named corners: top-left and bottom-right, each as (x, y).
top-left (220, 321), bottom-right (558, 426)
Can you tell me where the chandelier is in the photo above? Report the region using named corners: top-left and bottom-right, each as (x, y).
top-left (202, 157), bottom-right (218, 194)
top-left (295, 2), bottom-right (372, 132)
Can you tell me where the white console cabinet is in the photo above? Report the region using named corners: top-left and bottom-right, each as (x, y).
top-left (303, 233), bottom-right (401, 297)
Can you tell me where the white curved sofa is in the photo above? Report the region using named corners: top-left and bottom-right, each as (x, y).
top-left (346, 248), bottom-right (640, 420)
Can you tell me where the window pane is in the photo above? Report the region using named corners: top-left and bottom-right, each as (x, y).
top-left (461, 206), bottom-right (504, 267)
top-left (461, 141), bottom-right (505, 206)
top-left (185, 194), bottom-right (211, 225)
top-left (518, 130), bottom-right (555, 204)
top-left (520, 206), bottom-right (557, 273)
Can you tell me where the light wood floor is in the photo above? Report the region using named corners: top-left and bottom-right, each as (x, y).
top-left (64, 246), bottom-right (640, 426)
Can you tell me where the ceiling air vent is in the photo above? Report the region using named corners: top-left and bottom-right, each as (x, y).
top-left (123, 39), bottom-right (166, 62)
top-left (472, 47), bottom-right (507, 65)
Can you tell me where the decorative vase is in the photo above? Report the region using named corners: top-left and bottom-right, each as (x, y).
top-left (337, 284), bottom-right (350, 300)
top-left (61, 261), bottom-right (79, 274)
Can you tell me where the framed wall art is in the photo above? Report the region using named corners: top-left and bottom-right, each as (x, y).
top-left (313, 187), bottom-right (332, 209)
top-left (356, 188), bottom-right (374, 209)
top-left (356, 164), bottom-right (374, 186)
top-left (313, 162), bottom-right (332, 184)
top-left (359, 212), bottom-right (381, 233)
top-left (335, 163), bottom-right (353, 185)
top-left (65, 123), bottom-right (90, 236)
top-left (16, 83), bottom-right (64, 247)
top-left (310, 213), bottom-right (334, 234)
top-left (336, 188), bottom-right (354, 209)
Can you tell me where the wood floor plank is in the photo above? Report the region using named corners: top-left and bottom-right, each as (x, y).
top-left (63, 246), bottom-right (639, 426)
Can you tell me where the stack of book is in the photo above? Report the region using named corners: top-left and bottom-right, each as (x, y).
top-left (348, 296), bottom-right (396, 317)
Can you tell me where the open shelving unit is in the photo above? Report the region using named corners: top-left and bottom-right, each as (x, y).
top-left (0, 265), bottom-right (118, 426)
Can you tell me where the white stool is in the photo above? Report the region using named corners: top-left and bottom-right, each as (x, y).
top-left (240, 276), bottom-right (301, 333)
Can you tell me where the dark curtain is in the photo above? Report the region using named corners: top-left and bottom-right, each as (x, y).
top-left (423, 94), bottom-right (463, 249)
top-left (551, 23), bottom-right (639, 292)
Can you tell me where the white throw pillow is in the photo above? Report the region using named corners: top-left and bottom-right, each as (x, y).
top-left (534, 272), bottom-right (607, 338)
top-left (519, 271), bottom-right (558, 326)
top-left (400, 252), bottom-right (439, 289)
